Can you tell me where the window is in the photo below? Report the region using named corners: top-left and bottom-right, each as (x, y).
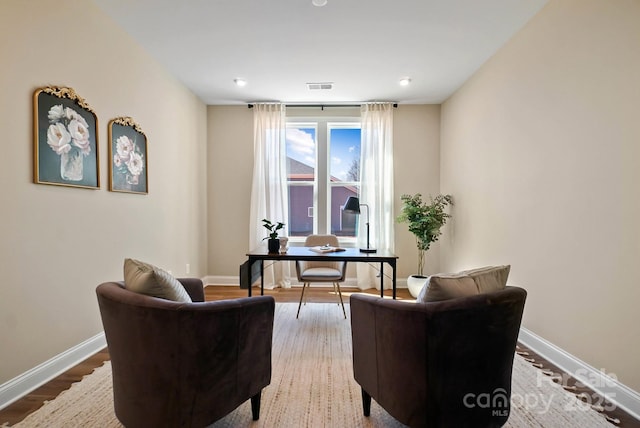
top-left (285, 119), bottom-right (361, 240)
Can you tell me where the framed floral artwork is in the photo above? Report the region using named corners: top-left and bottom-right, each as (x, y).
top-left (33, 86), bottom-right (100, 189)
top-left (108, 117), bottom-right (148, 194)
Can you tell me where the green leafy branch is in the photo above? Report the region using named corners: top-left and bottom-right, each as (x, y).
top-left (262, 219), bottom-right (285, 240)
top-left (397, 193), bottom-right (453, 275)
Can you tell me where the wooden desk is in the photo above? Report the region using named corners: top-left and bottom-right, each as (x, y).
top-left (245, 245), bottom-right (399, 299)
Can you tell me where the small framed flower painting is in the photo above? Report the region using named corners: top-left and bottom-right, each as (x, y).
top-left (33, 86), bottom-right (100, 189)
top-left (108, 117), bottom-right (148, 194)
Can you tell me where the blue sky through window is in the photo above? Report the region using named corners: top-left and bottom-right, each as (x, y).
top-left (286, 127), bottom-right (316, 169)
top-left (285, 126), bottom-right (360, 181)
top-left (330, 128), bottom-right (360, 181)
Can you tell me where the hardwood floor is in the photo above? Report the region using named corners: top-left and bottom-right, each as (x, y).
top-left (0, 286), bottom-right (408, 426)
top-left (1, 285), bottom-right (638, 426)
top-left (0, 348), bottom-right (111, 426)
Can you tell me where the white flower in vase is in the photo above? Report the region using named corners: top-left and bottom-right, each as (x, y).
top-left (47, 105), bottom-right (65, 122)
top-left (113, 135), bottom-right (144, 188)
top-left (45, 104), bottom-right (92, 181)
top-left (116, 135), bottom-right (134, 162)
top-left (47, 123), bottom-right (72, 155)
top-left (69, 119), bottom-right (91, 155)
top-left (127, 151), bottom-right (144, 177)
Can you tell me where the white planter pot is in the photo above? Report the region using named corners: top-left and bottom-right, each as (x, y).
top-left (407, 274), bottom-right (429, 298)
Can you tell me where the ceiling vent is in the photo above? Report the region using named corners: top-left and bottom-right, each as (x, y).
top-left (307, 82), bottom-right (333, 90)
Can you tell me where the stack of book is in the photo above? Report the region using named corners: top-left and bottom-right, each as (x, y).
top-left (309, 245), bottom-right (346, 254)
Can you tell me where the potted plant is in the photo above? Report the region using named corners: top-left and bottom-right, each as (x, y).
top-left (262, 219), bottom-right (285, 253)
top-left (397, 193), bottom-right (453, 297)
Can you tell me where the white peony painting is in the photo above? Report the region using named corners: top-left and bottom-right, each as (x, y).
top-left (108, 117), bottom-right (148, 194)
top-left (33, 86), bottom-right (99, 189)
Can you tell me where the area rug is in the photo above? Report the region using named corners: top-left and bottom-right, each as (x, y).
top-left (11, 303), bottom-right (612, 427)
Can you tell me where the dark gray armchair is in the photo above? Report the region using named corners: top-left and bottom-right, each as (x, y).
top-left (96, 278), bottom-right (274, 427)
top-left (350, 286), bottom-right (527, 428)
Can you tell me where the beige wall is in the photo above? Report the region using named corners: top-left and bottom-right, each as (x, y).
top-left (440, 0), bottom-right (640, 391)
top-left (0, 0), bottom-right (208, 383)
top-left (206, 105), bottom-right (441, 279)
top-left (207, 106), bottom-right (254, 275)
top-left (393, 105), bottom-right (442, 276)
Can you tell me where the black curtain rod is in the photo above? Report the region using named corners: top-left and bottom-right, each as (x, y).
top-left (247, 103), bottom-right (398, 109)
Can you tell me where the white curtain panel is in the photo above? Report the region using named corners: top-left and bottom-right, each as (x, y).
top-left (249, 103), bottom-right (291, 288)
top-left (357, 103), bottom-right (395, 290)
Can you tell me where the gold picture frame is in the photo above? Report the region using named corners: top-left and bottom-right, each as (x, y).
top-left (33, 86), bottom-right (100, 189)
top-left (108, 117), bottom-right (148, 194)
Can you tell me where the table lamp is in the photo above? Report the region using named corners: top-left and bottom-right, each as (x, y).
top-left (343, 196), bottom-right (376, 253)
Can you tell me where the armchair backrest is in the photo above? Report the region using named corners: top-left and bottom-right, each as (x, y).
top-left (351, 286), bottom-right (527, 427)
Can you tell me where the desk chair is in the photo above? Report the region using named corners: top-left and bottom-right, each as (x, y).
top-left (296, 234), bottom-right (347, 319)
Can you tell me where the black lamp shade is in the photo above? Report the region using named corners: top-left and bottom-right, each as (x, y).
top-left (343, 196), bottom-right (361, 214)
top-left (342, 196), bottom-right (376, 253)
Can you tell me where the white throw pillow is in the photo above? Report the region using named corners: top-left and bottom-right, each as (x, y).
top-left (123, 258), bottom-right (192, 303)
top-left (417, 273), bottom-right (479, 303)
top-left (462, 265), bottom-right (510, 293)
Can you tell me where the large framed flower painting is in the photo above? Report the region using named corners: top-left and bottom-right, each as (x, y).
top-left (108, 117), bottom-right (148, 194)
top-left (33, 86), bottom-right (99, 189)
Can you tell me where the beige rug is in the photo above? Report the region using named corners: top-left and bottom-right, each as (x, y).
top-left (11, 303), bottom-right (613, 427)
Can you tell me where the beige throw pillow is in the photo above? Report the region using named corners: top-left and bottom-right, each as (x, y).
top-left (463, 265), bottom-right (510, 293)
top-left (417, 273), bottom-right (479, 303)
top-left (124, 258), bottom-right (192, 303)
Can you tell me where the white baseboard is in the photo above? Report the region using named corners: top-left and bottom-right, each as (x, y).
top-left (518, 327), bottom-right (640, 420)
top-left (202, 275), bottom-right (237, 285)
top-left (0, 332), bottom-right (106, 410)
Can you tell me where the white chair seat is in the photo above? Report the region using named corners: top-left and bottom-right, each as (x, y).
top-left (299, 267), bottom-right (343, 280)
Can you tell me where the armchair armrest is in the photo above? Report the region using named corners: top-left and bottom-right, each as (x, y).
top-left (177, 277), bottom-right (205, 302)
top-left (350, 294), bottom-right (429, 409)
top-left (177, 296), bottom-right (275, 414)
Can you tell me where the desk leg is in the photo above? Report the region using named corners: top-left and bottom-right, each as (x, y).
top-left (380, 262), bottom-right (384, 298)
top-left (392, 260), bottom-right (397, 299)
top-left (260, 260), bottom-right (264, 296)
top-left (247, 258), bottom-right (253, 297)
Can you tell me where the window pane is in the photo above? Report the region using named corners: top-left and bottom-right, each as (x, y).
top-left (286, 127), bottom-right (316, 179)
top-left (329, 127), bottom-right (360, 182)
top-left (286, 126), bottom-right (316, 236)
top-left (329, 126), bottom-right (360, 237)
top-left (331, 185), bottom-right (360, 237)
top-left (288, 184), bottom-right (314, 236)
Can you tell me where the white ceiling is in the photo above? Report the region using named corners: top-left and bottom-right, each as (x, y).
top-left (91, 0), bottom-right (548, 106)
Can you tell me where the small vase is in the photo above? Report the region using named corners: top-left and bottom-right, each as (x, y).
top-left (267, 238), bottom-right (280, 253)
top-left (407, 274), bottom-right (429, 298)
top-left (279, 237), bottom-right (289, 253)
top-left (60, 150), bottom-right (83, 181)
top-left (126, 173), bottom-right (139, 185)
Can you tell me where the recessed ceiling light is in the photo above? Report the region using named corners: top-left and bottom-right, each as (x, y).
top-left (399, 77), bottom-right (412, 86)
top-left (312, 0), bottom-right (327, 7)
top-left (234, 78), bottom-right (247, 87)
